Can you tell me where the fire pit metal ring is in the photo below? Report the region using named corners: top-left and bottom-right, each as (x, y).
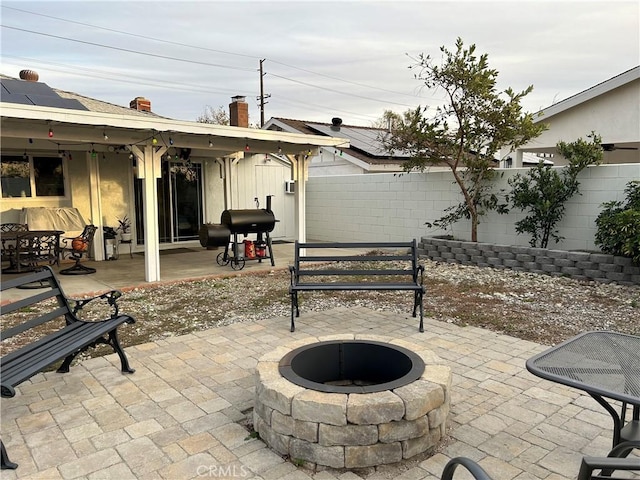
top-left (279, 340), bottom-right (425, 394)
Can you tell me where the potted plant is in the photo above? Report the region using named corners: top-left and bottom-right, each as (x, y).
top-left (117, 215), bottom-right (132, 242)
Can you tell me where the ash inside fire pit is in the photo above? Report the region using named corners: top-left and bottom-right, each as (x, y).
top-left (279, 340), bottom-right (425, 393)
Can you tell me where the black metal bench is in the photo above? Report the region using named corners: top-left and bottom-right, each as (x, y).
top-left (1, 266), bottom-right (136, 470)
top-left (288, 240), bottom-right (426, 332)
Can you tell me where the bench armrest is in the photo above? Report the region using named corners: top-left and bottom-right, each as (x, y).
top-left (289, 265), bottom-right (297, 285)
top-left (70, 290), bottom-right (123, 319)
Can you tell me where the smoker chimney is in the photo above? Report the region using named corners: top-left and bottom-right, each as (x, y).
top-left (229, 95), bottom-right (249, 128)
top-left (330, 117), bottom-right (342, 131)
top-left (130, 96), bottom-right (151, 112)
top-left (19, 69), bottom-right (39, 82)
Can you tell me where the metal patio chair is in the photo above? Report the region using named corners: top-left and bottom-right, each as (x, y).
top-left (59, 224), bottom-right (97, 275)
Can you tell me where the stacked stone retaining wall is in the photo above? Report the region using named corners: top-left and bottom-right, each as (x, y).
top-left (418, 237), bottom-right (640, 286)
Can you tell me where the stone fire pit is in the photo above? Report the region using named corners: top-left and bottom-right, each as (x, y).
top-left (254, 335), bottom-right (451, 469)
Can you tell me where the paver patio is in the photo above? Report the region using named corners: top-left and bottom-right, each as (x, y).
top-left (2, 305), bottom-right (637, 479)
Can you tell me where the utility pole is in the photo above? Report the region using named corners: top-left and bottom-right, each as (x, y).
top-left (258, 59), bottom-right (271, 127)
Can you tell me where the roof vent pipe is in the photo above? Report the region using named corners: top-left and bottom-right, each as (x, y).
top-left (330, 117), bottom-right (342, 131)
top-left (19, 69), bottom-right (39, 82)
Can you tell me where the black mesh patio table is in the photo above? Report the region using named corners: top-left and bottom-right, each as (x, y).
top-left (526, 331), bottom-right (640, 448)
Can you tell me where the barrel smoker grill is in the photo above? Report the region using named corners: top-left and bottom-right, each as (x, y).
top-left (199, 196), bottom-right (276, 270)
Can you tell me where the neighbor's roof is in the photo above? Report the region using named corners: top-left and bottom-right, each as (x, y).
top-left (536, 65), bottom-right (640, 121)
top-left (265, 117), bottom-right (411, 166)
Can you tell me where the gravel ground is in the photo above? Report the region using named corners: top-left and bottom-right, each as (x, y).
top-left (99, 258), bottom-right (640, 349)
top-left (3, 258), bottom-right (638, 355)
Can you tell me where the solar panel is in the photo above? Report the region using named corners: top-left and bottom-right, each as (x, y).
top-left (306, 123), bottom-right (410, 158)
top-left (0, 92), bottom-right (34, 105)
top-left (1, 78), bottom-right (88, 111)
top-left (26, 94), bottom-right (88, 111)
top-left (2, 78), bottom-right (55, 96)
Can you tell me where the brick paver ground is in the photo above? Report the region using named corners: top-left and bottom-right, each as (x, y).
top-left (1, 307), bottom-right (638, 479)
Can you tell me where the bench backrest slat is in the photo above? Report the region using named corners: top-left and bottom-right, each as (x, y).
top-left (299, 254), bottom-right (413, 262)
top-left (298, 241), bottom-right (414, 249)
top-left (1, 267), bottom-right (75, 342)
top-left (298, 269), bottom-right (414, 277)
top-left (0, 269), bottom-right (53, 291)
top-left (0, 287), bottom-right (63, 316)
top-left (1, 306), bottom-right (70, 341)
top-left (291, 239), bottom-right (421, 283)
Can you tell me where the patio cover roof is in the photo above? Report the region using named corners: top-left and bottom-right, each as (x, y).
top-left (0, 102), bottom-right (348, 156)
top-left (1, 101), bottom-right (349, 283)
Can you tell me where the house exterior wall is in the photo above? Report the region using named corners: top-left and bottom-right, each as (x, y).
top-left (516, 79), bottom-right (640, 166)
top-left (97, 153), bottom-right (134, 228)
top-left (306, 163), bottom-right (640, 251)
top-left (230, 154), bottom-right (296, 240)
top-left (202, 158), bottom-right (226, 224)
top-left (308, 148), bottom-right (365, 176)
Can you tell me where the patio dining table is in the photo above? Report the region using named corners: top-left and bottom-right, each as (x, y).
top-left (0, 230), bottom-right (63, 274)
top-left (526, 331), bottom-right (640, 449)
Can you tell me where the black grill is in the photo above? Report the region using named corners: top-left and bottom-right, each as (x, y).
top-left (220, 209), bottom-right (276, 235)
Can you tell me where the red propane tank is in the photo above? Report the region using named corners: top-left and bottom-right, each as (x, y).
top-left (244, 239), bottom-right (256, 259)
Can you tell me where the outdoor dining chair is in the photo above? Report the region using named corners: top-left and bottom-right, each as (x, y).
top-left (59, 224), bottom-right (97, 275)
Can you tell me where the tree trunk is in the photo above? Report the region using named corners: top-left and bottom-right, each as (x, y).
top-left (471, 212), bottom-right (478, 242)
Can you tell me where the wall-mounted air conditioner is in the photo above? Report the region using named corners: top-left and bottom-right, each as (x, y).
top-left (285, 180), bottom-right (295, 194)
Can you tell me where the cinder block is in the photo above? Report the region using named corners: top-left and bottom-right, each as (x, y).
top-left (600, 263), bottom-right (622, 273)
top-left (554, 258), bottom-right (574, 268)
top-left (589, 253), bottom-right (614, 264)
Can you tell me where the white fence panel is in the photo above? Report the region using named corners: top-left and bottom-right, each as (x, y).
top-left (306, 164), bottom-right (640, 251)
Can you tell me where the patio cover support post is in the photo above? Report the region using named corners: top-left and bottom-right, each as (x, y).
top-left (133, 144), bottom-right (166, 282)
top-left (87, 150), bottom-right (105, 261)
top-left (292, 151), bottom-right (312, 244)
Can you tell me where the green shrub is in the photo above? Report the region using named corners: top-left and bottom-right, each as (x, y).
top-left (595, 181), bottom-right (640, 265)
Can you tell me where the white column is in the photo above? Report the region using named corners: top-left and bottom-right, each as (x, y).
top-left (514, 149), bottom-right (524, 168)
top-left (292, 152), bottom-right (311, 243)
top-left (87, 151), bottom-right (105, 260)
top-left (133, 144), bottom-right (166, 282)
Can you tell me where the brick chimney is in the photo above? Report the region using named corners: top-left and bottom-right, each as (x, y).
top-left (130, 96), bottom-right (151, 112)
top-left (229, 95), bottom-right (249, 128)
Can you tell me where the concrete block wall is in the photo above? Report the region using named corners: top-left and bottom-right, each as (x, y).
top-left (418, 236), bottom-right (640, 285)
top-left (306, 164), bottom-right (640, 252)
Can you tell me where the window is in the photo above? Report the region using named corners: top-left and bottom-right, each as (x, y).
top-left (1, 155), bottom-right (65, 198)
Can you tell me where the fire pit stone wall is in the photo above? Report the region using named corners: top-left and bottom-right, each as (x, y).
top-left (254, 334), bottom-right (452, 469)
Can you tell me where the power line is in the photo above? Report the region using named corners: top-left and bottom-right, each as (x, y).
top-left (1, 5), bottom-right (260, 60)
top-left (265, 72), bottom-right (415, 108)
top-left (266, 58), bottom-right (432, 100)
top-left (1, 5), bottom-right (426, 102)
top-left (1, 25), bottom-right (256, 72)
top-left (1, 54), bottom-right (245, 97)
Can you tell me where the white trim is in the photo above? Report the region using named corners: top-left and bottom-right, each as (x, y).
top-left (0, 103), bottom-right (350, 152)
top-left (536, 66), bottom-right (640, 122)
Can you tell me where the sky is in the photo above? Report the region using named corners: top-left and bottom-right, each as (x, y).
top-left (1, 1), bottom-right (638, 127)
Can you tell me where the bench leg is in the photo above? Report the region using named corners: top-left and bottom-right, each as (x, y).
top-left (108, 330), bottom-right (135, 374)
top-left (57, 353), bottom-right (77, 373)
top-left (413, 292), bottom-right (424, 333)
top-left (1, 440), bottom-right (18, 470)
top-left (290, 292), bottom-right (297, 332)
